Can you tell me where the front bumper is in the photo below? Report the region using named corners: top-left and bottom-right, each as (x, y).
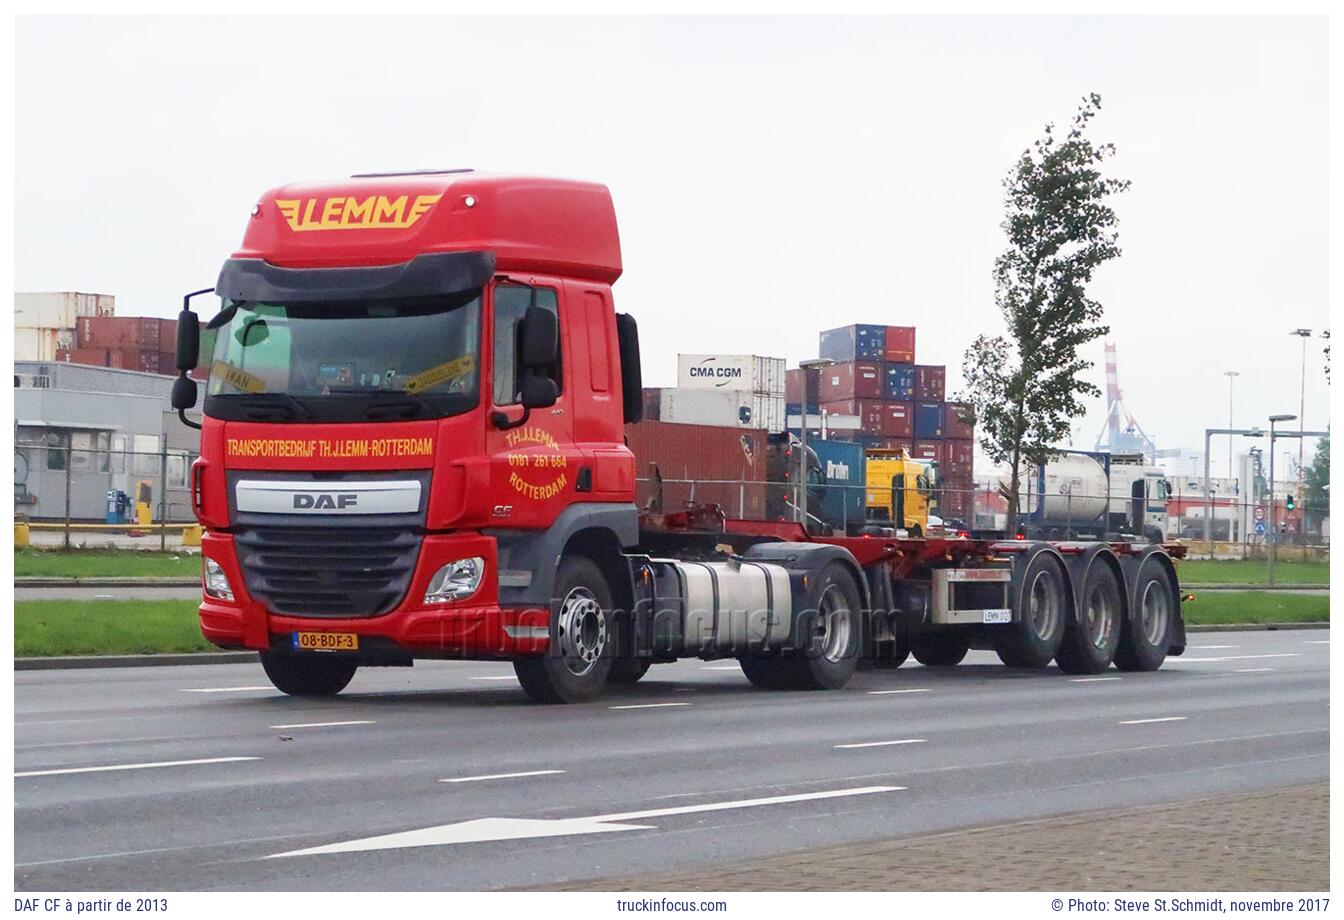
top-left (197, 530), bottom-right (550, 658)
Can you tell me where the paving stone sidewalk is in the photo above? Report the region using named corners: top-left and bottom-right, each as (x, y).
top-left (545, 783), bottom-right (1328, 891)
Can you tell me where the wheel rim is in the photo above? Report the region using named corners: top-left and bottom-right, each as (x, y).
top-left (1026, 570), bottom-right (1060, 641)
top-left (557, 586), bottom-right (607, 677)
top-left (1139, 580), bottom-right (1169, 646)
top-left (1084, 580), bottom-right (1116, 650)
top-left (814, 584), bottom-right (853, 663)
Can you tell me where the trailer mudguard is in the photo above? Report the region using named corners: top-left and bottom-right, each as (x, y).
top-left (486, 502), bottom-right (639, 607)
top-left (743, 542), bottom-right (870, 649)
top-left (1119, 545), bottom-right (1186, 656)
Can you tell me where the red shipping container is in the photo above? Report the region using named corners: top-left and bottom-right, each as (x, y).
top-left (942, 438), bottom-right (974, 477)
top-left (821, 398), bottom-right (884, 436)
top-left (864, 438), bottom-right (911, 454)
top-left (914, 365), bottom-right (945, 401)
top-left (880, 401), bottom-right (913, 438)
top-left (56, 347), bottom-right (111, 367)
top-left (912, 440), bottom-right (944, 464)
top-left (819, 361), bottom-right (884, 402)
top-left (884, 326), bottom-right (916, 364)
top-left (940, 489), bottom-right (973, 523)
top-left (623, 420), bottom-right (767, 519)
top-left (785, 368), bottom-right (821, 405)
top-left (944, 401), bottom-right (974, 439)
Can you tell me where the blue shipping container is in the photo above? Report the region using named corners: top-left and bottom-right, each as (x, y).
top-left (914, 402), bottom-right (945, 439)
top-left (819, 324), bottom-right (886, 363)
top-left (807, 439), bottom-right (867, 533)
top-left (884, 363), bottom-right (916, 401)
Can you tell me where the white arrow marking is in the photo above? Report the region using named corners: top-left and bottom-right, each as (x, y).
top-left (268, 785), bottom-right (903, 858)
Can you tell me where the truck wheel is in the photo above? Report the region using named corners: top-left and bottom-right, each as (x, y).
top-left (1055, 562), bottom-right (1123, 674)
top-left (911, 635), bottom-right (968, 667)
top-left (608, 658), bottom-right (652, 684)
top-left (790, 562), bottom-right (864, 689)
top-left (513, 556), bottom-right (615, 703)
top-left (1115, 564), bottom-right (1174, 672)
top-left (868, 639), bottom-right (910, 670)
top-left (908, 524), bottom-right (923, 539)
top-left (259, 652), bottom-right (358, 697)
top-left (739, 654), bottom-right (800, 690)
top-left (995, 553), bottom-right (1068, 668)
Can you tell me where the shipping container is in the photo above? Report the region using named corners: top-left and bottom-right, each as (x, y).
top-left (881, 401), bottom-right (914, 439)
top-left (677, 354), bottom-right (785, 394)
top-left (624, 420), bottom-right (767, 519)
top-left (14, 292), bottom-right (114, 330)
top-left (883, 363), bottom-right (916, 401)
top-left (641, 387), bottom-right (663, 422)
top-left (820, 398), bottom-right (884, 436)
top-left (912, 440), bottom-right (944, 464)
top-left (659, 388), bottom-right (784, 432)
top-left (77, 316), bottom-right (175, 350)
top-left (883, 326), bottom-right (916, 364)
top-left (819, 360), bottom-right (884, 402)
top-left (14, 326), bottom-right (76, 362)
top-left (914, 401), bottom-right (945, 439)
top-left (785, 368), bottom-right (821, 407)
top-left (914, 364), bottom-right (945, 401)
top-left (942, 437), bottom-right (974, 478)
top-left (944, 401), bottom-right (975, 440)
top-left (939, 488), bottom-right (974, 524)
top-left (55, 347), bottom-right (111, 367)
top-left (818, 324), bottom-right (885, 362)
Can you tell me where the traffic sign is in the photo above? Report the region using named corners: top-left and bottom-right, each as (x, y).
top-left (1253, 506), bottom-right (1265, 522)
top-left (1254, 521), bottom-right (1267, 536)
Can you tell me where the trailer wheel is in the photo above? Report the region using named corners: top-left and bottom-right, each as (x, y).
top-left (1115, 564), bottom-right (1174, 672)
top-left (608, 658), bottom-right (652, 684)
top-left (995, 553), bottom-right (1067, 669)
top-left (911, 635), bottom-right (969, 667)
top-left (513, 556), bottom-right (614, 703)
top-left (1055, 561), bottom-right (1123, 674)
top-left (259, 652), bottom-right (358, 697)
top-left (868, 640), bottom-right (910, 670)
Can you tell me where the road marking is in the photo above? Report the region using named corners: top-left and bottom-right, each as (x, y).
top-left (867, 688), bottom-right (932, 695)
top-left (1119, 716), bottom-right (1187, 725)
top-left (1235, 668), bottom-right (1277, 673)
top-left (1176, 653), bottom-right (1303, 663)
top-left (268, 785), bottom-right (903, 858)
top-left (179, 686), bottom-right (273, 693)
top-left (1071, 676), bottom-right (1122, 682)
top-left (701, 665), bottom-right (740, 670)
top-left (268, 720), bottom-right (375, 730)
top-left (608, 702), bottom-right (691, 710)
top-left (440, 769), bottom-right (565, 784)
top-left (470, 676), bottom-right (518, 681)
top-left (93, 594), bottom-right (115, 599)
top-left (1305, 640), bottom-right (1329, 645)
top-left (1191, 644), bottom-right (1240, 650)
top-left (834, 739), bottom-right (926, 749)
top-left (16, 756), bottom-right (259, 778)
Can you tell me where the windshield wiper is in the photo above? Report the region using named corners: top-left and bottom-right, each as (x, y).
top-left (238, 392), bottom-right (315, 420)
top-left (364, 399), bottom-right (423, 420)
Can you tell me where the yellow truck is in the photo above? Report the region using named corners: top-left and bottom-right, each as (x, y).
top-left (865, 449), bottom-right (935, 536)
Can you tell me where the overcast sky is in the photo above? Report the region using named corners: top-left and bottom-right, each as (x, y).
top-left (14, 15), bottom-right (1329, 477)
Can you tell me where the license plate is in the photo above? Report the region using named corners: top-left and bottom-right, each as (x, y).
top-left (982, 609), bottom-right (1012, 624)
top-left (292, 631), bottom-right (359, 652)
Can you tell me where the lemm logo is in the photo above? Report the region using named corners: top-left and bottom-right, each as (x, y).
top-left (294, 493), bottom-right (358, 510)
top-left (274, 194), bottom-right (442, 232)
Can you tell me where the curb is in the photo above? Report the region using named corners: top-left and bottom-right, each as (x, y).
top-left (1189, 583), bottom-right (1324, 591)
top-left (16, 652), bottom-right (255, 671)
top-left (16, 577), bottom-right (199, 588)
top-left (1186, 622), bottom-right (1329, 632)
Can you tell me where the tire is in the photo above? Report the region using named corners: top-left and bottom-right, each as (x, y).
top-left (868, 640), bottom-right (910, 670)
top-left (259, 651), bottom-right (358, 697)
top-left (740, 562), bottom-right (863, 691)
top-left (513, 556), bottom-right (615, 703)
top-left (1055, 560), bottom-right (1123, 674)
top-left (908, 524), bottom-right (923, 539)
top-left (608, 658), bottom-right (652, 684)
top-left (995, 553), bottom-right (1068, 669)
top-left (911, 634), bottom-right (969, 667)
top-left (739, 654), bottom-right (801, 690)
top-left (1115, 563), bottom-right (1174, 672)
top-left (1144, 527), bottom-right (1164, 544)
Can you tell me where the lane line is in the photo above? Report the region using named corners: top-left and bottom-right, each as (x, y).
top-left (439, 769), bottom-right (565, 784)
top-left (867, 688), bottom-right (932, 695)
top-left (268, 720), bottom-right (375, 730)
top-left (1191, 644), bottom-right (1240, 650)
top-left (1305, 640), bottom-right (1329, 645)
top-left (1071, 676), bottom-right (1122, 683)
top-left (1235, 668), bottom-right (1277, 673)
top-left (1119, 716), bottom-right (1187, 725)
top-left (1176, 653), bottom-right (1303, 663)
top-left (834, 739), bottom-right (926, 750)
top-left (701, 665), bottom-right (740, 671)
top-left (608, 702), bottom-right (691, 710)
top-left (469, 676), bottom-right (518, 681)
top-left (595, 785), bottom-right (905, 822)
top-left (179, 686), bottom-right (273, 693)
top-left (16, 756), bottom-right (259, 778)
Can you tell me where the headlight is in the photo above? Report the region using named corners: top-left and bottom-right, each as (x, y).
top-left (203, 557), bottom-right (234, 601)
top-left (424, 557), bottom-right (485, 604)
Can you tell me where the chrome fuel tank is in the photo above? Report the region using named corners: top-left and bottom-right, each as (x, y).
top-left (662, 560), bottom-right (793, 656)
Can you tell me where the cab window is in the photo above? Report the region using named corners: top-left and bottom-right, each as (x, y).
top-left (493, 284), bottom-right (560, 405)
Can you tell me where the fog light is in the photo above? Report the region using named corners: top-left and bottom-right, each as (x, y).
top-left (424, 557), bottom-right (485, 603)
top-left (203, 557), bottom-right (233, 601)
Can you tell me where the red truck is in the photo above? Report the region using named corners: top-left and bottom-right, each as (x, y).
top-left (169, 170), bottom-right (1186, 703)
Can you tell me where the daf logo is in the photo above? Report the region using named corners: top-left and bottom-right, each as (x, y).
top-left (293, 493), bottom-right (358, 510)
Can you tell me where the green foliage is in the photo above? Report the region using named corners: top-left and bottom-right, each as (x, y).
top-left (1178, 558), bottom-right (1329, 586)
top-left (1303, 430), bottom-right (1329, 520)
top-left (960, 93), bottom-right (1130, 520)
top-left (1181, 591), bottom-right (1329, 626)
top-left (14, 548), bottom-right (200, 579)
top-left (15, 600), bottom-right (213, 657)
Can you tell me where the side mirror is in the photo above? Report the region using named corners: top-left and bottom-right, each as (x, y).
top-left (171, 375), bottom-right (198, 411)
top-left (519, 305), bottom-right (558, 367)
top-left (176, 310), bottom-right (200, 372)
top-left (520, 375), bottom-right (559, 409)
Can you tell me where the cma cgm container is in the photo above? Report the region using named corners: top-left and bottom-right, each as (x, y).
top-left (914, 401), bottom-right (945, 439)
top-left (820, 361), bottom-right (884, 401)
top-left (677, 354), bottom-right (785, 394)
top-left (881, 401), bottom-right (913, 439)
top-left (944, 401), bottom-right (975, 439)
top-left (820, 398), bottom-right (884, 436)
top-left (819, 324), bottom-right (885, 362)
top-left (884, 363), bottom-right (916, 401)
top-left (915, 365), bottom-right (945, 401)
top-left (660, 388), bottom-right (785, 432)
top-left (624, 420), bottom-right (767, 519)
top-left (884, 326), bottom-right (916, 364)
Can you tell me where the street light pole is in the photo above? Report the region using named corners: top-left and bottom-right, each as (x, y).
top-left (1224, 370), bottom-right (1238, 481)
top-left (1267, 413), bottom-right (1296, 586)
top-left (1291, 329), bottom-right (1311, 495)
top-left (797, 358), bottom-right (834, 534)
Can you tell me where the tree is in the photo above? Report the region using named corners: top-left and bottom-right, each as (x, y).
top-left (959, 93), bottom-right (1131, 530)
top-left (1303, 430), bottom-right (1329, 529)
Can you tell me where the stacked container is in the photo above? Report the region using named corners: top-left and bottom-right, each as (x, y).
top-left (624, 420), bottom-right (767, 519)
top-left (914, 365), bottom-right (945, 401)
top-left (660, 354), bottom-right (787, 433)
top-left (13, 292), bottom-right (114, 362)
top-left (74, 316), bottom-right (180, 376)
top-left (818, 324), bottom-right (886, 362)
top-left (819, 361), bottom-right (883, 401)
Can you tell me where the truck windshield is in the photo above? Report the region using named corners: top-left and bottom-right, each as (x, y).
top-left (203, 291), bottom-right (481, 423)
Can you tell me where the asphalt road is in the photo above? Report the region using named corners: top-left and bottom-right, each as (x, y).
top-left (14, 629), bottom-right (1329, 891)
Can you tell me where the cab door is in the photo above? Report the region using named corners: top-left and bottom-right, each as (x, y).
top-left (483, 278), bottom-right (582, 529)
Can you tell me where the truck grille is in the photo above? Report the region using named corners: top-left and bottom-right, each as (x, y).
top-left (234, 526), bottom-right (421, 617)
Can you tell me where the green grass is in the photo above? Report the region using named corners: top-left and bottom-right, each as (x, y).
top-left (1177, 559), bottom-right (1330, 586)
top-left (14, 548), bottom-right (200, 579)
top-left (15, 600), bottom-right (213, 657)
top-left (1182, 591), bottom-right (1329, 626)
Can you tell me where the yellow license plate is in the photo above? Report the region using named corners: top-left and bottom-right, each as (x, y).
top-left (292, 631), bottom-right (359, 652)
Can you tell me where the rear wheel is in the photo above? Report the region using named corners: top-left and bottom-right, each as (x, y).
top-left (259, 652), bottom-right (358, 697)
top-left (911, 634), bottom-right (969, 667)
top-left (1115, 563), bottom-right (1174, 672)
top-left (740, 562), bottom-right (863, 691)
top-left (1056, 560), bottom-right (1123, 674)
top-left (995, 553), bottom-right (1067, 668)
top-left (513, 556), bottom-right (614, 703)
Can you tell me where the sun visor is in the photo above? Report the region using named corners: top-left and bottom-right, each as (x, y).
top-left (215, 250), bottom-right (495, 304)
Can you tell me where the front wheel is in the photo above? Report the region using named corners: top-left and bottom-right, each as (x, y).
top-left (259, 652), bottom-right (358, 697)
top-left (513, 556), bottom-right (615, 703)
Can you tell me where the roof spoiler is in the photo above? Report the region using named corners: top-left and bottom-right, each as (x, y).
top-left (215, 250), bottom-right (495, 304)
